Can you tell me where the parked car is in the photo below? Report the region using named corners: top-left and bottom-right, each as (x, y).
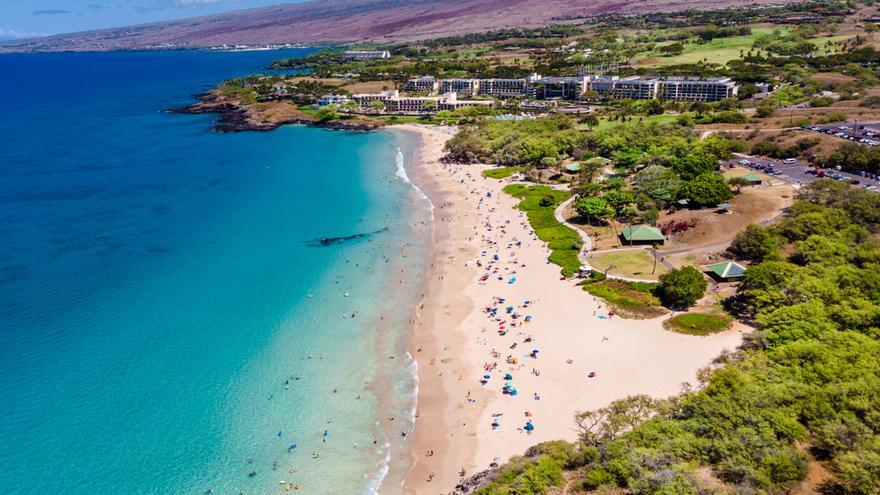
top-left (783, 158), bottom-right (797, 164)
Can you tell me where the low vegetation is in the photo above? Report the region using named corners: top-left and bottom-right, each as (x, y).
top-left (657, 266), bottom-right (708, 308)
top-left (582, 278), bottom-right (665, 318)
top-left (587, 249), bottom-right (665, 279)
top-left (664, 312), bottom-right (733, 336)
top-left (482, 167), bottom-right (523, 180)
top-left (502, 184), bottom-right (581, 277)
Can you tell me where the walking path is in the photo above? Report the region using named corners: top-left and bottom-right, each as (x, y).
top-left (553, 195), bottom-right (661, 283)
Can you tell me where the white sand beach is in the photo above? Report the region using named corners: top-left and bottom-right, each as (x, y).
top-left (395, 124), bottom-right (746, 495)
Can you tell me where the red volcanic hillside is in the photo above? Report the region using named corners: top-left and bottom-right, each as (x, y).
top-left (1, 0), bottom-right (793, 52)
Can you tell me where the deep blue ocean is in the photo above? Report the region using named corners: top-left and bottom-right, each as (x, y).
top-left (0, 50), bottom-right (430, 494)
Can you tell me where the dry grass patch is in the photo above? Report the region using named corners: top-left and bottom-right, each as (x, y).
top-left (587, 249), bottom-right (666, 279)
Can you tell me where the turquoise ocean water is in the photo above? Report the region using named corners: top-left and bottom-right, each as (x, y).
top-left (0, 50), bottom-right (430, 494)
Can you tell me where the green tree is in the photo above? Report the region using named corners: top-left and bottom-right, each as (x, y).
top-left (643, 99), bottom-right (664, 116)
top-left (632, 165), bottom-right (683, 208)
top-left (342, 99), bottom-right (358, 114)
top-left (729, 225), bottom-right (781, 262)
top-left (315, 105), bottom-right (338, 121)
top-left (658, 267), bottom-right (707, 308)
top-left (575, 395), bottom-right (657, 446)
top-left (579, 114), bottom-right (599, 129)
top-left (756, 104), bottom-right (777, 118)
top-left (728, 176), bottom-right (752, 193)
top-left (837, 440), bottom-right (880, 495)
top-left (659, 43), bottom-right (684, 56)
top-left (671, 153), bottom-right (718, 180)
top-left (679, 173), bottom-right (734, 207)
top-left (575, 197), bottom-right (614, 225)
top-left (368, 99), bottom-right (386, 113)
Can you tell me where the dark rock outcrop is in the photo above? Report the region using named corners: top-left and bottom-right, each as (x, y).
top-left (168, 95), bottom-right (380, 133)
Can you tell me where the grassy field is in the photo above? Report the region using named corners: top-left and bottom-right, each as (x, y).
top-left (482, 166), bottom-right (523, 179)
top-left (588, 249), bottom-right (666, 279)
top-left (663, 312), bottom-right (733, 336)
top-left (635, 28), bottom-right (852, 67)
top-left (503, 184), bottom-right (581, 277)
top-left (577, 114), bottom-right (679, 131)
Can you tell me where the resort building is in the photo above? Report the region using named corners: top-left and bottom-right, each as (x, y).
top-left (403, 76), bottom-right (439, 94)
top-left (317, 94), bottom-right (351, 106)
top-left (352, 90), bottom-right (398, 109)
top-left (658, 77), bottom-right (739, 102)
top-left (353, 90), bottom-right (493, 114)
top-left (480, 78), bottom-right (530, 97)
top-left (439, 78), bottom-right (481, 97)
top-left (528, 75), bottom-right (589, 100)
top-left (612, 77), bottom-right (661, 100)
top-left (384, 95), bottom-right (442, 113)
top-left (584, 75), bottom-right (619, 95)
top-left (396, 74), bottom-right (739, 103)
top-left (343, 50), bottom-right (391, 60)
top-left (436, 92), bottom-right (495, 111)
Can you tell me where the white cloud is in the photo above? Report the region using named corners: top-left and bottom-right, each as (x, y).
top-left (0, 28), bottom-right (43, 39)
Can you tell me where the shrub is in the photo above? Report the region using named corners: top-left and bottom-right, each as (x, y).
top-left (729, 224), bottom-right (782, 262)
top-left (658, 267), bottom-right (707, 308)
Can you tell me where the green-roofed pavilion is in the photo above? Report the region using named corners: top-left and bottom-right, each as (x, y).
top-left (741, 173), bottom-right (763, 184)
top-left (620, 225), bottom-right (665, 244)
top-left (564, 163), bottom-right (582, 173)
top-left (706, 261), bottom-right (747, 280)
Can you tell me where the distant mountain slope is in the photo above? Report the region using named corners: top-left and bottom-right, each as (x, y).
top-left (1, 0), bottom-right (792, 52)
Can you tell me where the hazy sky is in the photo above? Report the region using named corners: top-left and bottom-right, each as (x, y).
top-left (0, 0), bottom-right (307, 39)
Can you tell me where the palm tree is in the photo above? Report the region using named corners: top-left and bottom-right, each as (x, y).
top-left (342, 100), bottom-right (359, 114)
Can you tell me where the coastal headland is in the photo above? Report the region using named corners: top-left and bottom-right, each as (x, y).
top-left (170, 91), bottom-right (383, 132)
top-left (396, 124), bottom-right (746, 494)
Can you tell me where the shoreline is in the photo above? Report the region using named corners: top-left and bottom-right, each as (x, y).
top-left (394, 124), bottom-right (748, 495)
top-left (393, 125), bottom-right (489, 494)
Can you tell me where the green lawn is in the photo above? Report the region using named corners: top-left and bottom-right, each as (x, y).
top-left (588, 249), bottom-right (666, 279)
top-left (577, 114), bottom-right (679, 131)
top-left (635, 28), bottom-right (851, 67)
top-left (664, 312), bottom-right (733, 336)
top-left (635, 28), bottom-right (777, 67)
top-left (807, 34), bottom-right (855, 54)
top-left (637, 28), bottom-right (854, 67)
top-left (503, 184), bottom-right (581, 277)
top-left (482, 166), bottom-right (523, 179)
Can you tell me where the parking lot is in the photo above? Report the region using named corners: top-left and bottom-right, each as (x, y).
top-left (725, 154), bottom-right (880, 192)
top-left (806, 120), bottom-right (880, 147)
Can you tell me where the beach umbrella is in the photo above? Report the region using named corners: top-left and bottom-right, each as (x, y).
top-left (504, 374), bottom-right (513, 380)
